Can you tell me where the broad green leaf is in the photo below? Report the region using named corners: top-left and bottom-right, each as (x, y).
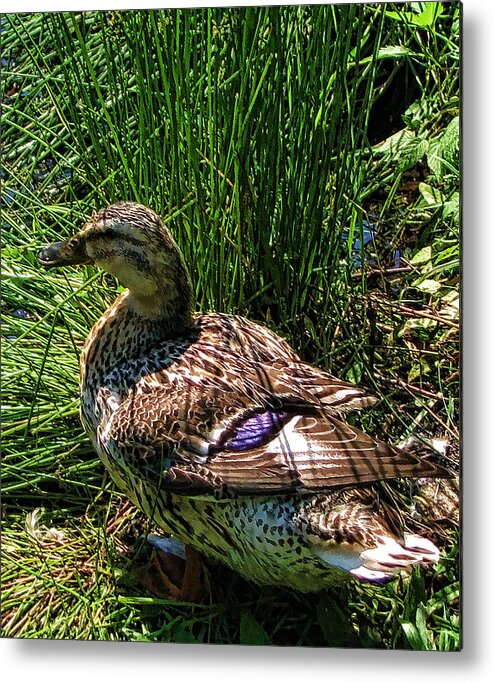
top-left (413, 278), bottom-right (442, 294)
top-left (411, 245), bottom-right (432, 265)
top-left (443, 192), bottom-right (460, 224)
top-left (398, 138), bottom-right (428, 172)
top-left (408, 359), bottom-right (432, 383)
top-left (426, 139), bottom-right (443, 178)
top-left (372, 127), bottom-right (415, 155)
top-left (402, 622), bottom-right (428, 650)
top-left (346, 362), bottom-right (363, 385)
top-left (386, 3), bottom-right (443, 28)
top-left (413, 2), bottom-right (444, 27)
top-left (419, 182), bottom-right (444, 206)
top-left (439, 116), bottom-right (460, 167)
top-left (403, 99), bottom-right (434, 131)
top-left (316, 598), bottom-right (355, 647)
top-left (239, 610), bottom-right (271, 645)
top-left (415, 606), bottom-right (434, 650)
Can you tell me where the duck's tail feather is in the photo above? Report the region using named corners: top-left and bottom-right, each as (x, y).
top-left (350, 534), bottom-right (440, 583)
top-left (315, 533), bottom-right (440, 584)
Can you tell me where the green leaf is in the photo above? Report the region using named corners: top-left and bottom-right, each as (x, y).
top-left (413, 278), bottom-right (442, 294)
top-left (169, 623), bottom-right (203, 644)
top-left (411, 245), bottom-right (432, 265)
top-left (316, 597), bottom-right (355, 647)
top-left (428, 116), bottom-right (460, 181)
top-left (441, 290), bottom-right (459, 306)
top-left (413, 2), bottom-right (444, 27)
top-left (403, 100), bottom-right (434, 131)
top-left (385, 11), bottom-right (418, 24)
top-left (440, 291), bottom-right (459, 321)
top-left (397, 138), bottom-right (428, 171)
top-left (426, 139), bottom-right (443, 178)
top-left (402, 622), bottom-right (426, 649)
top-left (1, 247), bottom-right (24, 260)
top-left (428, 582), bottom-right (460, 610)
top-left (438, 116), bottom-right (460, 167)
top-left (372, 128), bottom-right (415, 155)
top-left (346, 362), bottom-right (363, 385)
top-left (239, 610), bottom-right (271, 645)
top-left (415, 606), bottom-right (434, 650)
top-left (419, 182), bottom-right (444, 206)
top-left (442, 192), bottom-right (460, 224)
top-left (408, 354), bottom-right (432, 382)
top-left (386, 3), bottom-right (443, 28)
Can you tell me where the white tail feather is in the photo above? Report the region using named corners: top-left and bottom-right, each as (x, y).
top-left (316, 533), bottom-right (440, 584)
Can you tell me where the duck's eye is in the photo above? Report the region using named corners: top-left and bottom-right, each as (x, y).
top-left (70, 237), bottom-right (80, 249)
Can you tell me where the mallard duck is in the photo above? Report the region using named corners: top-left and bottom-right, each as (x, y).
top-left (38, 202), bottom-right (448, 595)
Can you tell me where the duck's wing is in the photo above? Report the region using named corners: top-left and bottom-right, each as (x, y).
top-left (206, 314), bottom-right (378, 413)
top-left (201, 409), bottom-right (447, 493)
top-left (101, 360), bottom-right (446, 499)
top-left (263, 361), bottom-right (379, 413)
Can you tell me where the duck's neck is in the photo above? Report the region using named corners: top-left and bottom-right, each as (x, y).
top-left (80, 284), bottom-right (194, 396)
top-left (125, 253), bottom-right (193, 324)
top-left (87, 235), bottom-right (194, 325)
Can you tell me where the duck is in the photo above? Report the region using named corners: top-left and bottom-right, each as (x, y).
top-left (38, 201), bottom-right (449, 597)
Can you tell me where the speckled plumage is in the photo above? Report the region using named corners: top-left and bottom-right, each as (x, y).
top-left (39, 202), bottom-right (448, 591)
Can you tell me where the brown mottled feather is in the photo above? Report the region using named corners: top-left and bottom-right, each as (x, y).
top-left (98, 313), bottom-right (446, 498)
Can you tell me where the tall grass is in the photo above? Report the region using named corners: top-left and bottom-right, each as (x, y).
top-left (1, 3), bottom-right (460, 646)
top-left (3, 7), bottom-right (405, 336)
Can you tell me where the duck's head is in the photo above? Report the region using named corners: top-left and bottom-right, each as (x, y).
top-left (38, 202), bottom-right (193, 323)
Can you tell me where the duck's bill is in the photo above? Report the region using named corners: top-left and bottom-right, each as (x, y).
top-left (38, 241), bottom-right (94, 269)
